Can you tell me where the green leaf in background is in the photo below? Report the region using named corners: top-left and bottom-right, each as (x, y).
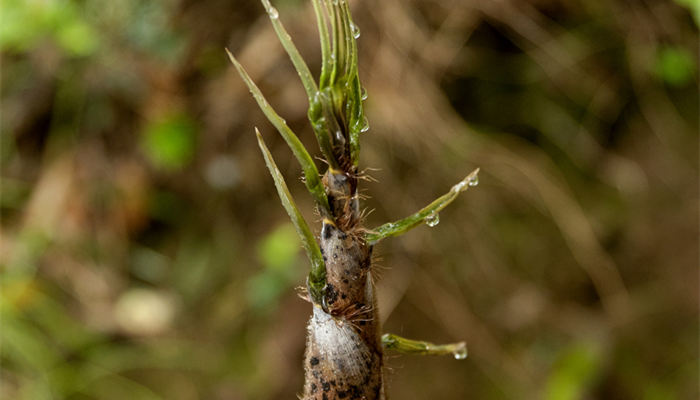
top-left (545, 341), bottom-right (603, 400)
top-left (141, 112), bottom-right (197, 170)
top-left (654, 45), bottom-right (696, 87)
top-left (246, 271), bottom-right (288, 312)
top-left (0, 0), bottom-right (43, 51)
top-left (0, 0), bottom-right (98, 56)
top-left (257, 223), bottom-right (301, 272)
top-left (55, 18), bottom-right (98, 56)
top-left (247, 223), bottom-right (302, 311)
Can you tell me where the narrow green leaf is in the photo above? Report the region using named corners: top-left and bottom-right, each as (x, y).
top-left (366, 168), bottom-right (480, 244)
top-left (255, 128), bottom-right (327, 304)
top-left (311, 0), bottom-right (332, 88)
top-left (226, 49), bottom-right (330, 214)
top-left (260, 0), bottom-right (318, 100)
top-left (328, 0), bottom-right (341, 85)
top-left (382, 333), bottom-right (467, 359)
top-left (338, 0), bottom-right (353, 78)
top-left (340, 0), bottom-right (364, 165)
top-left (343, 0), bottom-right (359, 79)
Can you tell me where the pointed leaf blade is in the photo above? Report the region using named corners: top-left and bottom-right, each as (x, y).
top-left (382, 333), bottom-right (467, 359)
top-left (227, 49), bottom-right (330, 215)
top-left (255, 129), bottom-right (327, 305)
top-left (260, 0), bottom-right (318, 100)
top-left (366, 168), bottom-right (480, 244)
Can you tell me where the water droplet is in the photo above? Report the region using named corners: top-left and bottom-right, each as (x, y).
top-left (425, 213), bottom-right (440, 227)
top-left (360, 117), bottom-right (369, 133)
top-left (351, 23), bottom-right (361, 39)
top-left (335, 130), bottom-right (345, 144)
top-left (361, 88), bottom-right (368, 101)
top-left (468, 174), bottom-right (479, 187)
top-left (453, 343), bottom-right (467, 360)
top-left (267, 6), bottom-right (279, 19)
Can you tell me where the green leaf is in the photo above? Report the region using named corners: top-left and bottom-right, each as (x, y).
top-left (366, 168), bottom-right (480, 244)
top-left (329, 0), bottom-right (342, 85)
top-left (311, 0), bottom-right (332, 88)
top-left (347, 75), bottom-right (366, 166)
top-left (226, 49), bottom-right (330, 215)
top-left (260, 0), bottom-right (318, 100)
top-left (338, 0), bottom-right (353, 78)
top-left (382, 333), bottom-right (467, 359)
top-left (255, 128), bottom-right (326, 304)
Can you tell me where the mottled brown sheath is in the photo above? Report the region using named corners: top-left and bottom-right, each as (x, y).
top-left (302, 171), bottom-right (384, 399)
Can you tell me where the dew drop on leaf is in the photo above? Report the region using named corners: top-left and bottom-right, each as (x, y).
top-left (453, 345), bottom-right (467, 360)
top-left (351, 23), bottom-right (361, 39)
top-left (360, 117), bottom-right (370, 133)
top-left (426, 213), bottom-right (440, 227)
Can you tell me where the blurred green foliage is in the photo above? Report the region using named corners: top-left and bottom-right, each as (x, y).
top-left (0, 0), bottom-right (98, 56)
top-left (141, 112), bottom-right (197, 170)
top-left (256, 223), bottom-right (301, 272)
top-left (654, 45), bottom-right (696, 87)
top-left (1, 0), bottom-right (697, 399)
top-left (248, 223), bottom-right (302, 311)
top-left (545, 342), bottom-right (602, 400)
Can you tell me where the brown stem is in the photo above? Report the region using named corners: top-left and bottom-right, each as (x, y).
top-left (303, 170), bottom-right (384, 399)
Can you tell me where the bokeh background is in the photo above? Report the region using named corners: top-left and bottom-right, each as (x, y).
top-left (1, 0), bottom-right (698, 399)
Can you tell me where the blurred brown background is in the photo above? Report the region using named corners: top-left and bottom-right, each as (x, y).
top-left (1, 0), bottom-right (698, 399)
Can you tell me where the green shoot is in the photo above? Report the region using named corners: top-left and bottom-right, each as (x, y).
top-left (366, 168), bottom-right (480, 245)
top-left (382, 333), bottom-right (468, 360)
top-left (255, 128), bottom-right (327, 304)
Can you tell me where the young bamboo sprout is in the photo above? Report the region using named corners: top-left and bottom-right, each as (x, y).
top-left (229, 1), bottom-right (478, 398)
